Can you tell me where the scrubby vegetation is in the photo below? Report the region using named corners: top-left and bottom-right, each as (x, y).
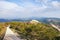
top-left (0, 23), bottom-right (7, 40)
top-left (6, 21), bottom-right (60, 40)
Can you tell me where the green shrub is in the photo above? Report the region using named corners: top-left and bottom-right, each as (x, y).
top-left (9, 22), bottom-right (60, 40)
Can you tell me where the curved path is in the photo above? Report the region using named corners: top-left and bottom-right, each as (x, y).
top-left (50, 23), bottom-right (60, 31)
top-left (3, 26), bottom-right (23, 40)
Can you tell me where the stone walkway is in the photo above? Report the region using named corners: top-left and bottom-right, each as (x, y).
top-left (3, 26), bottom-right (23, 40)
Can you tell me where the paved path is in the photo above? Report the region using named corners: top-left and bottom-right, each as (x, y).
top-left (50, 23), bottom-right (60, 31)
top-left (3, 26), bottom-right (23, 40)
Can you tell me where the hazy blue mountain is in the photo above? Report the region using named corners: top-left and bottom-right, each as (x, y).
top-left (0, 17), bottom-right (60, 23)
top-left (0, 19), bottom-right (10, 22)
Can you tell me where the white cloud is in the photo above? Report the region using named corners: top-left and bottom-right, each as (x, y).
top-left (0, 1), bottom-right (23, 9)
top-left (0, 1), bottom-right (47, 18)
top-left (51, 1), bottom-right (60, 8)
top-left (0, 0), bottom-right (60, 18)
top-left (35, 0), bottom-right (51, 3)
top-left (35, 0), bottom-right (60, 8)
top-left (0, 1), bottom-right (25, 18)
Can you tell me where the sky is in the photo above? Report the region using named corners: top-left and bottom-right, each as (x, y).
top-left (0, 0), bottom-right (60, 19)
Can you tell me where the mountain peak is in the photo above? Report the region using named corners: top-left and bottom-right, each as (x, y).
top-left (30, 20), bottom-right (39, 24)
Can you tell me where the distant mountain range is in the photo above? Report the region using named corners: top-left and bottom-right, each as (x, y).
top-left (0, 19), bottom-right (10, 22)
top-left (0, 17), bottom-right (60, 23)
